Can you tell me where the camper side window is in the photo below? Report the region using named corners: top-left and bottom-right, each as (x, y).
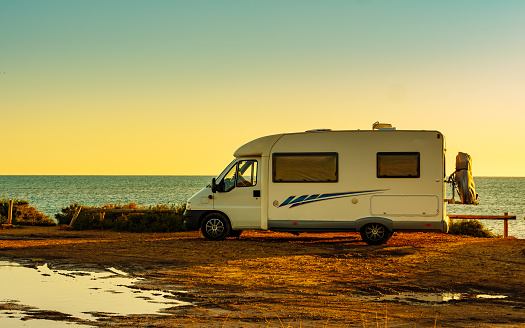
top-left (377, 152), bottom-right (420, 178)
top-left (272, 153), bottom-right (338, 182)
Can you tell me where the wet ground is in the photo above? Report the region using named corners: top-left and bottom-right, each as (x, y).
top-left (1, 227), bottom-right (525, 327)
top-left (0, 260), bottom-right (190, 326)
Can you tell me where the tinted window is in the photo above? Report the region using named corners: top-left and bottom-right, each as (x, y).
top-left (377, 152), bottom-right (420, 178)
top-left (273, 153), bottom-right (338, 182)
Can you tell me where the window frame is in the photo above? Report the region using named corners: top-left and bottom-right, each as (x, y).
top-left (235, 160), bottom-right (258, 188)
top-left (217, 160), bottom-right (258, 192)
top-left (272, 152), bottom-right (339, 183)
top-left (377, 152), bottom-right (420, 178)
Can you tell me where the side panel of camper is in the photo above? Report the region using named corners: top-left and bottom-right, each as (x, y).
top-left (266, 130), bottom-right (446, 233)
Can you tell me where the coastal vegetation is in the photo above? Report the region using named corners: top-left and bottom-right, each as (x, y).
top-left (0, 196), bottom-right (498, 238)
top-left (55, 202), bottom-right (186, 232)
top-left (448, 219), bottom-right (496, 238)
top-left (0, 196), bottom-right (56, 226)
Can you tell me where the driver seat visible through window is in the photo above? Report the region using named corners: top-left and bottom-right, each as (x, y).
top-left (236, 160), bottom-right (257, 187)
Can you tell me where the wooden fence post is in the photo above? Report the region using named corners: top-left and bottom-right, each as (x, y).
top-left (69, 206), bottom-right (82, 227)
top-left (503, 212), bottom-right (509, 238)
top-left (7, 200), bottom-right (13, 225)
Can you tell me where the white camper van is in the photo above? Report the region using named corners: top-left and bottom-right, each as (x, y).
top-left (184, 124), bottom-right (450, 245)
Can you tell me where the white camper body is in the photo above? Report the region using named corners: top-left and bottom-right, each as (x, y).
top-left (184, 128), bottom-right (449, 245)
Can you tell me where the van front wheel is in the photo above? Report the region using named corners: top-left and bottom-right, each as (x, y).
top-left (360, 223), bottom-right (391, 245)
top-left (201, 213), bottom-right (231, 241)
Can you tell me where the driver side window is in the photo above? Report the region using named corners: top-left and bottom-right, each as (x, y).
top-left (236, 160), bottom-right (257, 187)
top-left (220, 160), bottom-right (258, 192)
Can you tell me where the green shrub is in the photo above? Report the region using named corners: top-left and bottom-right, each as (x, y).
top-left (448, 219), bottom-right (496, 238)
top-left (55, 202), bottom-right (187, 232)
top-left (0, 196), bottom-right (55, 226)
top-left (56, 202), bottom-right (86, 226)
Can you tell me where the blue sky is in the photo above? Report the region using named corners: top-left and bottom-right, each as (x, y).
top-left (1, 1), bottom-right (524, 175)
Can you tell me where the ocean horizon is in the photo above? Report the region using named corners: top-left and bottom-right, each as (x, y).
top-left (1, 175), bottom-right (523, 238)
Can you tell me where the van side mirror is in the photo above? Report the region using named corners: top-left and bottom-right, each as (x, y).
top-left (211, 178), bottom-right (217, 193)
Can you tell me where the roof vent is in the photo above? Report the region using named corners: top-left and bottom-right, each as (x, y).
top-left (372, 121), bottom-right (395, 130)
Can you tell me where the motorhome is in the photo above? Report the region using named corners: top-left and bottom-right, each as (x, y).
top-left (184, 123), bottom-right (452, 245)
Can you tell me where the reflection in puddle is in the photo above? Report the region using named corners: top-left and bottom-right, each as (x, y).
top-left (0, 309), bottom-right (91, 328)
top-left (0, 260), bottom-right (191, 326)
top-left (372, 292), bottom-right (508, 304)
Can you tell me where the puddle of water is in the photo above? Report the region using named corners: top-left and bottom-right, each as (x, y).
top-left (0, 309), bottom-right (92, 328)
top-left (371, 292), bottom-right (508, 304)
top-left (0, 260), bottom-right (191, 325)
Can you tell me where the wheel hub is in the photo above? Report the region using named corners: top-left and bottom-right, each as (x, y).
top-left (367, 224), bottom-right (384, 241)
top-left (206, 219), bottom-right (224, 237)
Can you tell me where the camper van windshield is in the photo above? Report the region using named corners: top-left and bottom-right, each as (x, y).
top-left (273, 153), bottom-right (338, 182)
top-left (216, 159), bottom-right (237, 181)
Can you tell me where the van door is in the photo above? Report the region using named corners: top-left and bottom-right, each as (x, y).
top-left (213, 159), bottom-right (261, 229)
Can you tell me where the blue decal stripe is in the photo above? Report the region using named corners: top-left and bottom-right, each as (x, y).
top-left (279, 196), bottom-right (296, 207)
top-left (282, 189), bottom-right (388, 208)
top-left (304, 194), bottom-right (320, 201)
top-left (289, 194), bottom-right (353, 208)
top-left (289, 195), bottom-right (308, 205)
top-left (288, 197), bottom-right (331, 207)
top-left (317, 192), bottom-right (350, 199)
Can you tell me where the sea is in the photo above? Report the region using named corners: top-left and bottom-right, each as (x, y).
top-left (0, 175), bottom-right (211, 216)
top-left (0, 176), bottom-right (524, 239)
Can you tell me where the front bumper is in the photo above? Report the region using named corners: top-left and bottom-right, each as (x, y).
top-left (183, 210), bottom-right (207, 231)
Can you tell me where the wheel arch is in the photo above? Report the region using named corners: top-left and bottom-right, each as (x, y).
top-left (355, 217), bottom-right (394, 232)
top-left (197, 210), bottom-right (232, 229)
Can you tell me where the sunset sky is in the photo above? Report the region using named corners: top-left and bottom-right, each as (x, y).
top-left (1, 1), bottom-right (524, 176)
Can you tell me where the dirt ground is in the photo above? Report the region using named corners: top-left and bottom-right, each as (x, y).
top-left (1, 227), bottom-right (525, 328)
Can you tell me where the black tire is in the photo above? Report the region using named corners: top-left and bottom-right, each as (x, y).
top-left (228, 230), bottom-right (243, 238)
top-left (360, 223), bottom-right (392, 245)
top-left (201, 213), bottom-right (231, 241)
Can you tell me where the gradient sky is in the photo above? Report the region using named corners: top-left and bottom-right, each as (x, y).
top-left (1, 1), bottom-right (524, 176)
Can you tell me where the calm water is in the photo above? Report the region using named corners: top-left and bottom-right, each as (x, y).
top-left (0, 175), bottom-right (211, 217)
top-left (447, 177), bottom-right (525, 239)
top-left (0, 176), bottom-right (524, 238)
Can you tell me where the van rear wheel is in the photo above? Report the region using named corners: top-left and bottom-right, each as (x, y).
top-left (360, 223), bottom-right (391, 245)
top-left (201, 213), bottom-right (231, 241)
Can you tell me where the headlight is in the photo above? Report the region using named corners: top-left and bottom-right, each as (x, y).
top-left (186, 202), bottom-right (191, 210)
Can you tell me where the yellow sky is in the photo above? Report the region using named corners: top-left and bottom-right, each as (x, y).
top-left (1, 1), bottom-right (524, 176)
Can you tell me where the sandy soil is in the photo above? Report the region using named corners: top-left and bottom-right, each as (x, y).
top-left (1, 226), bottom-right (525, 327)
